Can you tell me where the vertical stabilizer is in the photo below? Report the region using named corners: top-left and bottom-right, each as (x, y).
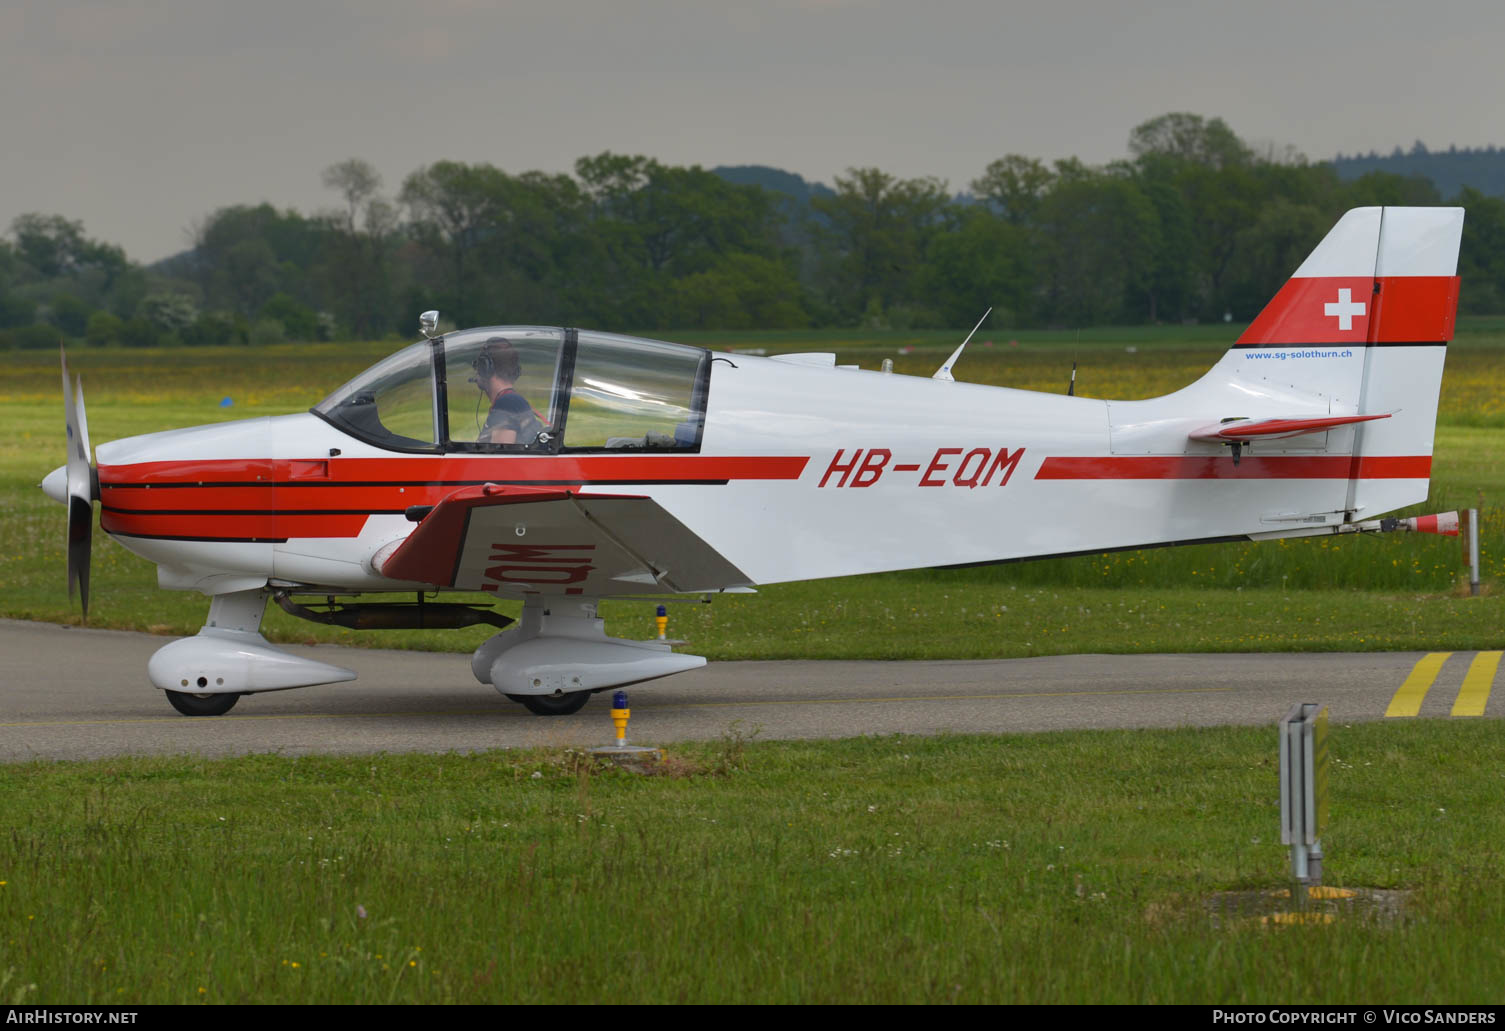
top-left (1233, 206), bottom-right (1462, 517)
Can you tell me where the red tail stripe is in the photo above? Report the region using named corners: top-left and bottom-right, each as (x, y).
top-left (1367, 276), bottom-right (1460, 343)
top-left (1035, 455), bottom-right (1431, 480)
top-left (1237, 276), bottom-right (1458, 346)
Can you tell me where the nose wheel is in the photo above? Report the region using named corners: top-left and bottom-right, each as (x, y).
top-left (164, 690), bottom-right (242, 717)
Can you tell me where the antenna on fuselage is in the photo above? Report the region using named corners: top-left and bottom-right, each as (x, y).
top-left (1067, 329), bottom-right (1078, 396)
top-left (933, 307), bottom-right (992, 382)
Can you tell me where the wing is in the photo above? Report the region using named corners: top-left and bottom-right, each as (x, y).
top-left (1188, 412), bottom-right (1391, 443)
top-left (378, 483), bottom-right (750, 595)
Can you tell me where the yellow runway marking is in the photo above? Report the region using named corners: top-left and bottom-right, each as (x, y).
top-left (1452, 651), bottom-right (1502, 717)
top-left (1386, 653), bottom-right (1452, 717)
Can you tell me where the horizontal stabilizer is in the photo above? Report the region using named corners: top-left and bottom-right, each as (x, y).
top-left (1338, 511), bottom-right (1459, 536)
top-left (1189, 413), bottom-right (1391, 443)
top-left (380, 482), bottom-right (750, 594)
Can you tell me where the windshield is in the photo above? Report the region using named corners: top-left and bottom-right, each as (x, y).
top-left (313, 341), bottom-right (437, 449)
top-left (313, 327), bottom-right (709, 454)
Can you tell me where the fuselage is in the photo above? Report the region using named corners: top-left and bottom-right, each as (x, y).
top-left (88, 328), bottom-right (1441, 599)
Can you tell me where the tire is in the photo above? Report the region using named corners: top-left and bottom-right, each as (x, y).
top-left (165, 690), bottom-right (241, 717)
top-left (508, 691), bottom-right (591, 716)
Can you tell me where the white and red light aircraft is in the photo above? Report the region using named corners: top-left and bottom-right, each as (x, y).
top-left (43, 206), bottom-right (1463, 717)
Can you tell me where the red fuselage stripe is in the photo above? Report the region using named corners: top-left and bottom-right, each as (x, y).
top-left (96, 455), bottom-right (808, 541)
top-left (98, 454), bottom-right (809, 487)
top-left (99, 511), bottom-right (366, 540)
top-left (1034, 455), bottom-right (1432, 480)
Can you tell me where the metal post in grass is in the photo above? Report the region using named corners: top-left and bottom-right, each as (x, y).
top-left (1466, 508), bottom-right (1481, 597)
top-left (1279, 703), bottom-right (1330, 900)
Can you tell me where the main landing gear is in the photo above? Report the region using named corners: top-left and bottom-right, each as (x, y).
top-left (473, 597), bottom-right (705, 717)
top-left (148, 591), bottom-right (705, 718)
top-left (507, 692), bottom-right (592, 716)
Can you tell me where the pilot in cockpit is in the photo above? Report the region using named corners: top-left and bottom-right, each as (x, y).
top-left (471, 337), bottom-right (546, 447)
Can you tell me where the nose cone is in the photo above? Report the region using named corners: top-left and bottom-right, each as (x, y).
top-left (95, 416), bottom-right (275, 467)
top-left (41, 464), bottom-right (68, 504)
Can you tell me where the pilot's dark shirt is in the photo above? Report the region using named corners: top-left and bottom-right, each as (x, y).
top-left (483, 390), bottom-right (544, 446)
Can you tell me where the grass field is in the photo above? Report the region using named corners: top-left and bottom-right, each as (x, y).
top-left (3, 723), bottom-right (1503, 1004)
top-left (1, 323), bottom-right (1499, 655)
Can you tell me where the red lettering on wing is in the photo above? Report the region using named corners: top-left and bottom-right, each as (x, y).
top-left (481, 543), bottom-right (597, 590)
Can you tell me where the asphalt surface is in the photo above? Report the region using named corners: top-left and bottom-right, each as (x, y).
top-left (0, 618), bottom-right (1496, 761)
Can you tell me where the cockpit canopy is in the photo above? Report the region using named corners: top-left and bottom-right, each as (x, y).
top-left (313, 327), bottom-right (709, 454)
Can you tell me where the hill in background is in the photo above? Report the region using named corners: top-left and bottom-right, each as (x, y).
top-left (1332, 142), bottom-right (1505, 198)
top-left (711, 165), bottom-right (835, 204)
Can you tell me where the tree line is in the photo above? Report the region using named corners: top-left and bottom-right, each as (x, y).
top-left (1334, 140), bottom-right (1505, 200)
top-left (4, 112), bottom-right (1504, 349)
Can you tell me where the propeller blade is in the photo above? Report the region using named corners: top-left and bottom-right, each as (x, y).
top-left (68, 495), bottom-right (91, 619)
top-left (61, 347), bottom-right (96, 621)
top-left (73, 374), bottom-right (93, 481)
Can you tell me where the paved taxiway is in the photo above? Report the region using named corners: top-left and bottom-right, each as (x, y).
top-left (0, 619), bottom-right (1496, 761)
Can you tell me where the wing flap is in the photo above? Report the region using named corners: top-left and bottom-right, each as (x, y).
top-left (380, 482), bottom-right (749, 594)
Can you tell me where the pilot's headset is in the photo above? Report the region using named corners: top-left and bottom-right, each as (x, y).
top-left (470, 337), bottom-right (522, 391)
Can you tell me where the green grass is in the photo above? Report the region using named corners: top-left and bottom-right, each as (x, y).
top-left (2, 327), bottom-right (1501, 656)
top-left (3, 723), bottom-right (1503, 1004)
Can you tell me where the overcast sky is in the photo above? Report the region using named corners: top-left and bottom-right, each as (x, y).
top-left (4, 0), bottom-right (1502, 263)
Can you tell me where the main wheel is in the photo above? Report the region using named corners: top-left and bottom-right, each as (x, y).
top-left (508, 691), bottom-right (591, 716)
top-left (165, 690), bottom-right (241, 717)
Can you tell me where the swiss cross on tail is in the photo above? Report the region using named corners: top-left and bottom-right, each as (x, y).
top-left (1324, 288), bottom-right (1365, 332)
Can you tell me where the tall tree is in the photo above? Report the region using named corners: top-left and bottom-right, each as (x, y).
top-left (318, 158), bottom-right (399, 336)
top-left (574, 153), bottom-right (790, 325)
top-left (971, 155), bottom-right (1054, 225)
top-left (1035, 169), bottom-right (1160, 326)
top-left (920, 208), bottom-right (1035, 327)
top-left (1454, 187), bottom-right (1505, 313)
top-left (189, 204), bottom-right (322, 317)
top-left (9, 214), bottom-right (127, 283)
top-left (1128, 113), bottom-right (1252, 170)
top-left (811, 168), bottom-right (949, 322)
top-left (400, 161), bottom-right (514, 325)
